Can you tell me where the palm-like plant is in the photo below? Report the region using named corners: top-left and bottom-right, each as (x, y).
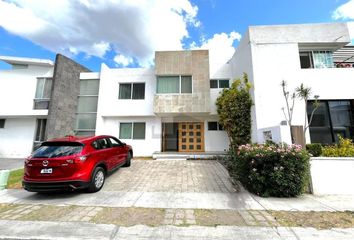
top-left (296, 84), bottom-right (320, 135)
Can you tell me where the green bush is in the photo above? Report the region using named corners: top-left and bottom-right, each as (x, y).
top-left (232, 143), bottom-right (310, 197)
top-left (306, 143), bottom-right (322, 157)
top-left (322, 136), bottom-right (354, 157)
top-left (216, 73), bottom-right (253, 148)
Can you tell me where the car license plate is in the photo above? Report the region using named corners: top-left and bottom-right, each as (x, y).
top-left (40, 168), bottom-right (52, 174)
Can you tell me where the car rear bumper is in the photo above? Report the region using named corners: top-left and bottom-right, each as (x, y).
top-left (22, 180), bottom-right (90, 192)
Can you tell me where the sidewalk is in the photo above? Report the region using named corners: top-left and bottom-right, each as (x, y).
top-left (0, 220), bottom-right (353, 240)
top-left (1, 189), bottom-right (354, 211)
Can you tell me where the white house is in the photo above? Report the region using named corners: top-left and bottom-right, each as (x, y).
top-left (0, 56), bottom-right (54, 158)
top-left (229, 22), bottom-right (354, 145)
top-left (0, 55), bottom-right (89, 158)
top-left (1, 22), bottom-right (353, 158)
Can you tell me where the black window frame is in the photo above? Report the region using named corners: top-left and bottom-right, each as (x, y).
top-left (0, 119), bottom-right (5, 128)
top-left (210, 79), bottom-right (230, 89)
top-left (307, 99), bottom-right (354, 144)
top-left (118, 83), bottom-right (145, 100)
top-left (208, 121), bottom-right (224, 131)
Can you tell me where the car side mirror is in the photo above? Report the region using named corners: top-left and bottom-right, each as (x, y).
top-left (122, 142), bottom-right (126, 146)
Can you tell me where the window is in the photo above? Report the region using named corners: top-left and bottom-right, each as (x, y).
top-left (75, 79), bottom-right (100, 136)
top-left (119, 122), bottom-right (146, 139)
top-left (35, 78), bottom-right (52, 99)
top-left (109, 137), bottom-right (122, 147)
top-left (208, 122), bottom-right (224, 131)
top-left (0, 119), bottom-right (5, 128)
top-left (210, 79), bottom-right (229, 89)
top-left (307, 100), bottom-right (354, 144)
top-left (156, 75), bottom-right (192, 94)
top-left (34, 78), bottom-right (52, 109)
top-left (93, 138), bottom-right (111, 149)
top-left (299, 51), bottom-right (334, 69)
top-left (119, 83), bottom-right (145, 99)
top-left (35, 119), bottom-right (47, 142)
top-left (32, 142), bottom-right (83, 158)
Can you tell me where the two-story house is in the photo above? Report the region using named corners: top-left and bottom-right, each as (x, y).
top-left (229, 22), bottom-right (354, 145)
top-left (81, 50), bottom-right (230, 156)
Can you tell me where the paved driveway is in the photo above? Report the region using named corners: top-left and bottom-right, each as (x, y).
top-left (104, 160), bottom-right (236, 193)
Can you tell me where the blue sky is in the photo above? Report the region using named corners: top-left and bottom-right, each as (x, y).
top-left (0, 0), bottom-right (353, 71)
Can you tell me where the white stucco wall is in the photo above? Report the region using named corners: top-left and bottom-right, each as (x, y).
top-left (204, 119), bottom-right (229, 152)
top-left (95, 116), bottom-right (161, 157)
top-left (0, 118), bottom-right (36, 158)
top-left (257, 125), bottom-right (292, 144)
top-left (229, 30), bottom-right (259, 142)
top-left (311, 157), bottom-right (354, 195)
top-left (96, 64), bottom-right (155, 117)
top-left (0, 65), bottom-right (53, 117)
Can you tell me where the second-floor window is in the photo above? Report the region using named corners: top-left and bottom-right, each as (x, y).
top-left (119, 83), bottom-right (145, 99)
top-left (299, 51), bottom-right (334, 69)
top-left (35, 78), bottom-right (52, 99)
top-left (156, 75), bottom-right (192, 94)
top-left (210, 79), bottom-right (229, 89)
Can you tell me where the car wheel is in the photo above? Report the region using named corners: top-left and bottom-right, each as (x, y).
top-left (88, 167), bottom-right (105, 193)
top-left (123, 152), bottom-right (132, 167)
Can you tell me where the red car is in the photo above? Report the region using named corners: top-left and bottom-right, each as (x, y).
top-left (23, 135), bottom-right (132, 193)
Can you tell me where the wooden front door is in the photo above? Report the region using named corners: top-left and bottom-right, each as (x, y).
top-left (178, 122), bottom-right (204, 152)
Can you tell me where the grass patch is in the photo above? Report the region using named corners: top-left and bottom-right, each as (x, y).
top-left (271, 211), bottom-right (354, 229)
top-left (6, 168), bottom-right (24, 189)
top-left (92, 207), bottom-right (165, 226)
top-left (195, 209), bottom-right (246, 226)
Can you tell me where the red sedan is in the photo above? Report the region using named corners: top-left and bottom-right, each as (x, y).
top-left (23, 135), bottom-right (133, 193)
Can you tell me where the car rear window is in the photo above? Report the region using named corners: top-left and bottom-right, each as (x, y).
top-left (32, 142), bottom-right (84, 158)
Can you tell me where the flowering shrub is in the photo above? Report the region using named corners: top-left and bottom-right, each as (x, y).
top-left (322, 136), bottom-right (354, 157)
top-left (232, 143), bottom-right (310, 197)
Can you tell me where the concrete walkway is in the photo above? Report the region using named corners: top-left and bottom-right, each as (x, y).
top-left (0, 220), bottom-right (353, 240)
top-left (1, 189), bottom-right (354, 211)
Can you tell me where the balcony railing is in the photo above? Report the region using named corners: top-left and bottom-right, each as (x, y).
top-left (335, 62), bottom-right (354, 68)
top-left (33, 98), bottom-right (50, 109)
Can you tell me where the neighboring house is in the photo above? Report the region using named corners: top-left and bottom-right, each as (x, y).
top-left (229, 22), bottom-right (354, 145)
top-left (81, 50), bottom-right (230, 156)
top-left (1, 22), bottom-right (353, 158)
top-left (0, 54), bottom-right (89, 158)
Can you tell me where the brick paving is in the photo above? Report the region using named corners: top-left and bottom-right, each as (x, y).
top-left (163, 209), bottom-right (197, 225)
top-left (0, 204), bottom-right (279, 227)
top-left (59, 206), bottom-right (103, 222)
top-left (104, 160), bottom-right (235, 193)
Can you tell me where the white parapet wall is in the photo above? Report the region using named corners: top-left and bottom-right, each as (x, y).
top-left (310, 157), bottom-right (354, 195)
top-left (257, 125), bottom-right (292, 144)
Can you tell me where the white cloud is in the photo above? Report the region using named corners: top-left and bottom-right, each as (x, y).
top-left (333, 0), bottom-right (354, 20)
top-left (333, 0), bottom-right (354, 41)
top-left (191, 31), bottom-right (241, 74)
top-left (0, 0), bottom-right (200, 66)
top-left (114, 54), bottom-right (133, 67)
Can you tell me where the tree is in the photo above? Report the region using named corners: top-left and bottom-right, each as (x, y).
top-left (216, 73), bottom-right (253, 148)
top-left (295, 83), bottom-right (320, 136)
top-left (281, 80), bottom-right (296, 130)
top-left (281, 81), bottom-right (319, 144)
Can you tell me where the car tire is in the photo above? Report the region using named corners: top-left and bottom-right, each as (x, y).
top-left (88, 167), bottom-right (105, 193)
top-left (123, 152), bottom-right (132, 167)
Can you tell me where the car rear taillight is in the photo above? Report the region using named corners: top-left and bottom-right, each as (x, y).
top-left (74, 155), bottom-right (88, 163)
